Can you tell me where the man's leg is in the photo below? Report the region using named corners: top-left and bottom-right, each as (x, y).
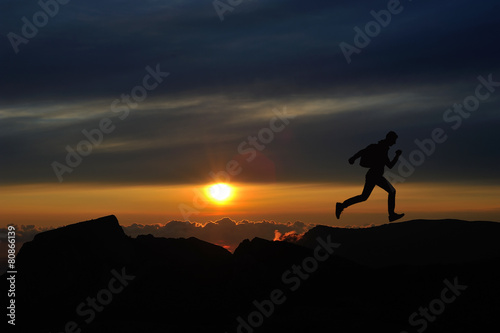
top-left (335, 171), bottom-right (376, 219)
top-left (336, 179), bottom-right (376, 219)
top-left (342, 179), bottom-right (376, 208)
top-left (375, 176), bottom-right (396, 214)
top-left (376, 177), bottom-right (404, 221)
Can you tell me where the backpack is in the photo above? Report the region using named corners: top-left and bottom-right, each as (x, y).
top-left (359, 143), bottom-right (380, 168)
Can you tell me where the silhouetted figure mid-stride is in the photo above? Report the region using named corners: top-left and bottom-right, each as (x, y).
top-left (336, 131), bottom-right (405, 222)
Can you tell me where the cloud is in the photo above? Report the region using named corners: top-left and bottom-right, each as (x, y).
top-left (123, 217), bottom-right (315, 252)
top-left (1, 0), bottom-right (499, 187)
top-left (1, 90), bottom-right (499, 186)
top-left (2, 0), bottom-right (498, 103)
top-left (273, 230), bottom-right (306, 243)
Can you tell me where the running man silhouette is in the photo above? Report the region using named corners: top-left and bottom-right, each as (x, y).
top-left (336, 131), bottom-right (405, 222)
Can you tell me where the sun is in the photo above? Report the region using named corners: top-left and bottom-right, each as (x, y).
top-left (206, 183), bottom-right (233, 203)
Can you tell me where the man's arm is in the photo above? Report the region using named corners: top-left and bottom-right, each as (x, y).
top-left (348, 149), bottom-right (365, 165)
top-left (387, 149), bottom-right (402, 169)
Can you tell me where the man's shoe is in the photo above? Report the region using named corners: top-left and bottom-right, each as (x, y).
top-left (336, 202), bottom-right (344, 219)
top-left (389, 213), bottom-right (405, 222)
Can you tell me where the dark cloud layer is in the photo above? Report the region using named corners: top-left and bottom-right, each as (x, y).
top-left (1, 0), bottom-right (499, 185)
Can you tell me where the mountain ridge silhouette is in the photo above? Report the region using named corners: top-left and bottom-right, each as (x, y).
top-left (3, 215), bottom-right (499, 333)
top-left (297, 218), bottom-right (500, 267)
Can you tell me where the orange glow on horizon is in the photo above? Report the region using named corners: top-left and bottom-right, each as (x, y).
top-left (0, 182), bottom-right (499, 228)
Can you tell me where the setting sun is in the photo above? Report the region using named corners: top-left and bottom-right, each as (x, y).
top-left (206, 183), bottom-right (233, 203)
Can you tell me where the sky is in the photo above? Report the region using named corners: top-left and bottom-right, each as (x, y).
top-left (1, 0), bottom-right (499, 245)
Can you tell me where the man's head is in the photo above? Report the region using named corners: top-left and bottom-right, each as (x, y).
top-left (385, 131), bottom-right (398, 146)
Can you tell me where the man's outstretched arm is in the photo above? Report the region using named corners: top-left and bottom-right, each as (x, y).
top-left (348, 149), bottom-right (365, 165)
top-left (387, 150), bottom-right (402, 169)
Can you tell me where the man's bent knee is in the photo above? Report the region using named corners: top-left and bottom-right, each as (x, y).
top-left (359, 194), bottom-right (370, 201)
